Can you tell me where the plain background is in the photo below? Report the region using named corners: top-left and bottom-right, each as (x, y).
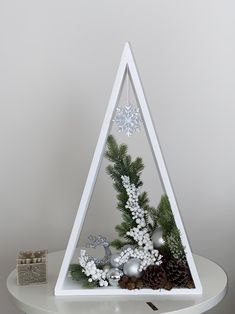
top-left (0, 0), bottom-right (234, 313)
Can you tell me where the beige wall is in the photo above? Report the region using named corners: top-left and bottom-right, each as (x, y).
top-left (0, 0), bottom-right (234, 313)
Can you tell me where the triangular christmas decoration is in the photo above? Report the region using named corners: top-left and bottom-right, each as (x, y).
top-left (55, 43), bottom-right (202, 296)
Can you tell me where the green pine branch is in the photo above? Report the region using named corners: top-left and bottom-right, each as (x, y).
top-left (105, 135), bottom-right (186, 261)
top-left (69, 264), bottom-right (86, 280)
top-left (156, 195), bottom-right (185, 259)
top-left (110, 239), bottom-right (134, 250)
top-left (69, 264), bottom-right (98, 288)
top-left (105, 135), bottom-right (155, 248)
top-left (156, 195), bottom-right (175, 235)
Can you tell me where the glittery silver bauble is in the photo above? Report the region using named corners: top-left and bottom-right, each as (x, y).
top-left (107, 268), bottom-right (123, 287)
top-left (110, 253), bottom-right (121, 268)
top-left (123, 258), bottom-right (142, 278)
top-left (152, 227), bottom-right (165, 249)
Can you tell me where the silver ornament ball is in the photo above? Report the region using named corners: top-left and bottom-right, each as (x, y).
top-left (107, 268), bottom-right (123, 287)
top-left (152, 226), bottom-right (165, 249)
top-left (109, 253), bottom-right (121, 268)
top-left (123, 258), bottom-right (142, 278)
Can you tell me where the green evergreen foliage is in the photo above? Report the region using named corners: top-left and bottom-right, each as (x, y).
top-left (69, 264), bottom-right (85, 281)
top-left (69, 264), bottom-right (98, 288)
top-left (105, 135), bottom-right (145, 247)
top-left (156, 195), bottom-right (185, 260)
top-left (69, 135), bottom-right (187, 287)
top-left (156, 195), bottom-right (175, 234)
top-left (105, 135), bottom-right (185, 261)
top-left (69, 135), bottom-right (189, 288)
top-left (109, 239), bottom-right (130, 250)
top-left (105, 135), bottom-right (158, 248)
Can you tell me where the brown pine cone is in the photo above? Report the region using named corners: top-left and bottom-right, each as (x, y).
top-left (126, 282), bottom-right (136, 290)
top-left (118, 275), bottom-right (144, 290)
top-left (142, 265), bottom-right (167, 290)
top-left (164, 259), bottom-right (194, 288)
top-left (163, 281), bottom-right (174, 291)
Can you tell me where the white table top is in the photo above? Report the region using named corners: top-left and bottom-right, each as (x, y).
top-left (7, 250), bottom-right (227, 314)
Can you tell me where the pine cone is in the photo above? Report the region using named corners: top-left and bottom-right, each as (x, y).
top-left (164, 259), bottom-right (194, 288)
top-left (118, 275), bottom-right (144, 290)
top-left (142, 265), bottom-right (167, 290)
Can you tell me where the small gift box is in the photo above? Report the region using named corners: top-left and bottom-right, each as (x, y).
top-left (16, 250), bottom-right (47, 285)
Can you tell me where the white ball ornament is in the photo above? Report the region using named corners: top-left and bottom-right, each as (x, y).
top-left (123, 258), bottom-right (143, 278)
top-left (152, 226), bottom-right (165, 249)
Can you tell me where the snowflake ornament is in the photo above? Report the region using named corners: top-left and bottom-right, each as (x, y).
top-left (113, 104), bottom-right (142, 136)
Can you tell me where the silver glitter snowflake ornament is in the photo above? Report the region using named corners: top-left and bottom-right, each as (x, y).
top-left (113, 104), bottom-right (142, 136)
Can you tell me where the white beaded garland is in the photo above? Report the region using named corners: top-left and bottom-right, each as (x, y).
top-left (79, 250), bottom-right (109, 287)
top-left (117, 176), bottom-right (162, 271)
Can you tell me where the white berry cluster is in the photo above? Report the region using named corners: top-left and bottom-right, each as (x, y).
top-left (117, 247), bottom-right (162, 271)
top-left (127, 227), bottom-right (153, 250)
top-left (120, 175), bottom-right (162, 270)
top-left (122, 175), bottom-right (153, 250)
top-left (122, 175), bottom-right (146, 226)
top-left (79, 250), bottom-right (109, 287)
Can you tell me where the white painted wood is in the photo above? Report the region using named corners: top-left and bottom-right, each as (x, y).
top-left (55, 42), bottom-right (202, 296)
top-left (7, 251), bottom-right (227, 314)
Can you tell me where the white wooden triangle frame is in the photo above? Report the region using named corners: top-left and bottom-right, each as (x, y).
top-left (55, 42), bottom-right (202, 296)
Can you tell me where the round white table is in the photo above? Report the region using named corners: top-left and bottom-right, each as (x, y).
top-left (7, 251), bottom-right (227, 314)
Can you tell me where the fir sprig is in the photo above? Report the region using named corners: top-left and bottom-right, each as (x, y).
top-left (105, 135), bottom-right (155, 248)
top-left (69, 264), bottom-right (98, 288)
top-left (105, 135), bottom-right (186, 261)
top-left (156, 195), bottom-right (185, 259)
